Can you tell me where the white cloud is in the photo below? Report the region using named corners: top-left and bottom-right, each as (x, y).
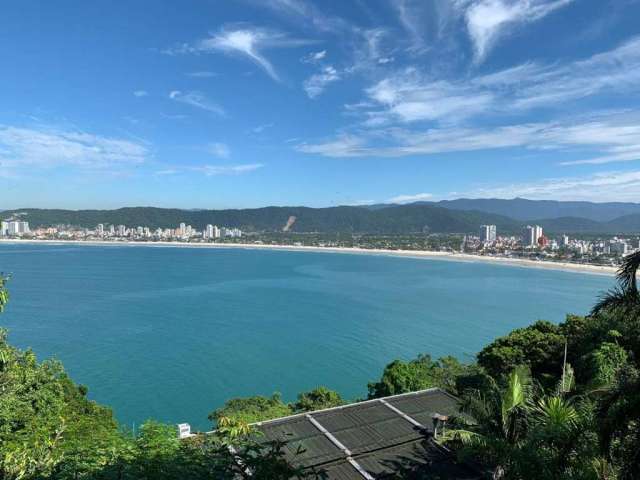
top-left (251, 123), bottom-right (274, 134)
top-left (207, 142), bottom-right (231, 159)
top-left (463, 0), bottom-right (574, 62)
top-left (296, 112), bottom-right (640, 161)
top-left (155, 169), bottom-right (179, 175)
top-left (388, 192), bottom-right (433, 203)
top-left (185, 71), bottom-right (218, 78)
top-left (297, 135), bottom-right (367, 157)
top-left (304, 66), bottom-right (340, 98)
top-left (301, 50), bottom-right (326, 63)
top-left (462, 170), bottom-right (640, 202)
top-left (168, 91), bottom-right (225, 116)
top-left (0, 125), bottom-right (148, 170)
top-left (179, 26), bottom-right (312, 82)
top-left (195, 163), bottom-right (264, 176)
top-left (257, 0), bottom-right (351, 34)
top-left (133, 90), bottom-right (148, 97)
top-left (333, 35), bottom-right (640, 130)
top-left (365, 71), bottom-right (494, 123)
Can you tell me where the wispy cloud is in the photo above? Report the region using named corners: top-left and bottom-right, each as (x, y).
top-left (171, 26), bottom-right (312, 82)
top-left (388, 192), bottom-right (433, 203)
top-left (0, 125), bottom-right (148, 170)
top-left (364, 69), bottom-right (494, 124)
top-left (301, 50), bottom-right (326, 63)
top-left (207, 142), bottom-right (231, 159)
top-left (185, 71), bottom-right (218, 78)
top-left (195, 163), bottom-right (264, 176)
top-left (155, 163), bottom-right (264, 177)
top-left (133, 90), bottom-right (148, 97)
top-left (256, 0), bottom-right (352, 34)
top-left (304, 66), bottom-right (340, 98)
top-left (251, 123), bottom-right (274, 134)
top-left (462, 0), bottom-right (574, 62)
top-left (296, 111), bottom-right (640, 162)
top-left (155, 169), bottom-right (179, 176)
top-left (461, 170), bottom-right (640, 202)
top-left (168, 91), bottom-right (225, 116)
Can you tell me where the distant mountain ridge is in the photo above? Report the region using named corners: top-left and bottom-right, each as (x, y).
top-left (431, 198), bottom-right (640, 222)
top-left (1, 199), bottom-right (639, 235)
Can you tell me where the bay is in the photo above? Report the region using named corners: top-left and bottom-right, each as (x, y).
top-left (0, 243), bottom-right (613, 430)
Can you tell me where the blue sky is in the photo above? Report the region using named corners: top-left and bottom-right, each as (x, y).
top-left (1, 0), bottom-right (640, 209)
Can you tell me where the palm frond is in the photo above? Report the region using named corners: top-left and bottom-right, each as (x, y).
top-left (592, 251), bottom-right (640, 315)
top-left (617, 250), bottom-right (640, 294)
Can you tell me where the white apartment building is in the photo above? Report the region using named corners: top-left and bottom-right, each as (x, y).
top-left (524, 225), bottom-right (543, 247)
top-left (479, 225), bottom-right (497, 243)
top-left (1, 220), bottom-right (30, 236)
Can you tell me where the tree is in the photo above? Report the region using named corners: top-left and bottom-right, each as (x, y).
top-left (450, 368), bottom-right (607, 479)
top-left (368, 354), bottom-right (471, 399)
top-left (477, 320), bottom-right (565, 385)
top-left (449, 367), bottom-right (533, 476)
top-left (209, 393), bottom-right (293, 425)
top-left (293, 387), bottom-right (344, 413)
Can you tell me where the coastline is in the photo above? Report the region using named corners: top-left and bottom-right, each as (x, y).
top-left (0, 238), bottom-right (618, 276)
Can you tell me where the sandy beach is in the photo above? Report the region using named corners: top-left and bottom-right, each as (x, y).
top-left (0, 238), bottom-right (618, 276)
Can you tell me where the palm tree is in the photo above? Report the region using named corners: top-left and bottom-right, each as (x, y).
top-left (597, 364), bottom-right (640, 479)
top-left (590, 250), bottom-right (640, 478)
top-left (592, 250), bottom-right (640, 315)
top-left (450, 367), bottom-right (533, 477)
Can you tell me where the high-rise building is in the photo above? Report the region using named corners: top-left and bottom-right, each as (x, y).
top-left (0, 221), bottom-right (8, 236)
top-left (117, 224), bottom-right (126, 236)
top-left (96, 224), bottom-right (104, 236)
top-left (205, 224), bottom-right (214, 239)
top-left (524, 225), bottom-right (543, 247)
top-left (561, 235), bottom-right (570, 247)
top-left (609, 240), bottom-right (629, 255)
top-left (179, 223), bottom-right (186, 236)
top-left (479, 225), bottom-right (496, 243)
top-left (3, 220), bottom-right (30, 236)
top-left (213, 225), bottom-right (221, 238)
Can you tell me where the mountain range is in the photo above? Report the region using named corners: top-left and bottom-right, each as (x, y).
top-left (1, 199), bottom-right (639, 235)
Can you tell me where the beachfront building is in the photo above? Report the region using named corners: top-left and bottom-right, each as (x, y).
top-left (479, 224), bottom-right (496, 243)
top-left (524, 225), bottom-right (543, 247)
top-left (1, 220), bottom-right (30, 236)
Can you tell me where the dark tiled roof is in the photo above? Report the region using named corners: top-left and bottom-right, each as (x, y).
top-left (253, 388), bottom-right (482, 480)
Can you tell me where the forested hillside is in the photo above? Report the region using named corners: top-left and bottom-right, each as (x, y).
top-left (2, 201), bottom-right (639, 234)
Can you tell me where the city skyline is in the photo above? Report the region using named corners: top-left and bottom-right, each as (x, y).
top-left (2, 1), bottom-right (640, 209)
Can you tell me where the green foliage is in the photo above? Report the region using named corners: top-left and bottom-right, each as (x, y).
top-left (0, 274), bottom-right (9, 313)
top-left (293, 387), bottom-right (344, 413)
top-left (589, 341), bottom-right (629, 387)
top-left (367, 354), bottom-right (473, 398)
top-left (477, 320), bottom-right (565, 385)
top-left (209, 393), bottom-right (293, 425)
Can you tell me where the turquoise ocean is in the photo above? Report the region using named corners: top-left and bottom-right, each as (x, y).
top-left (0, 243), bottom-right (613, 430)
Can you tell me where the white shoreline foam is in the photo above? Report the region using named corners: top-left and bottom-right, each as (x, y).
top-left (0, 238), bottom-right (617, 276)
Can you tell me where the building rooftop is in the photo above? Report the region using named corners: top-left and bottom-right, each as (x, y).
top-left (253, 388), bottom-right (482, 479)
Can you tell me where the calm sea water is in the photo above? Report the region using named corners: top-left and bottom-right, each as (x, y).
top-left (0, 243), bottom-right (613, 430)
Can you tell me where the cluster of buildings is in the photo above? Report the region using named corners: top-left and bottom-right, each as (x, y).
top-left (0, 219), bottom-right (30, 237)
top-left (473, 224), bottom-right (640, 261)
top-left (7, 221), bottom-right (242, 242)
top-left (91, 222), bottom-right (243, 241)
